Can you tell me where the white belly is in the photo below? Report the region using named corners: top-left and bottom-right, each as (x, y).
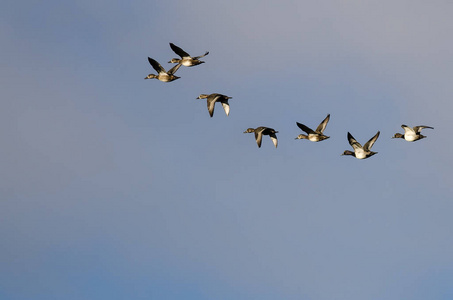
top-left (355, 149), bottom-right (367, 159)
top-left (404, 133), bottom-right (417, 142)
top-left (308, 134), bottom-right (320, 142)
top-left (181, 59), bottom-right (193, 67)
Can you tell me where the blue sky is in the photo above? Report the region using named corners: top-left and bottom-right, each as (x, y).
top-left (2, 0), bottom-right (453, 299)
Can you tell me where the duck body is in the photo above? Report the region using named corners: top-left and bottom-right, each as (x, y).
top-left (145, 57), bottom-right (181, 82)
top-left (168, 43), bottom-right (209, 67)
top-left (196, 93), bottom-right (232, 117)
top-left (296, 133), bottom-right (327, 142)
top-left (342, 131), bottom-right (380, 159)
top-left (295, 114), bottom-right (331, 142)
top-left (392, 125), bottom-right (434, 142)
top-left (244, 127), bottom-right (278, 148)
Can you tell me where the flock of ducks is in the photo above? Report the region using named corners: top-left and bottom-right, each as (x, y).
top-left (146, 43), bottom-right (434, 160)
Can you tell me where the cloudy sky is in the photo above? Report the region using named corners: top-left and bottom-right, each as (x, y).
top-left (2, 0), bottom-right (453, 299)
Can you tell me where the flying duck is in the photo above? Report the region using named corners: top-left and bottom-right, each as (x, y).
top-left (392, 125), bottom-right (434, 142)
top-left (144, 57), bottom-right (181, 82)
top-left (295, 114), bottom-right (330, 142)
top-left (243, 127), bottom-right (278, 148)
top-left (196, 93), bottom-right (232, 117)
top-left (342, 131), bottom-right (380, 159)
top-left (168, 43), bottom-right (209, 67)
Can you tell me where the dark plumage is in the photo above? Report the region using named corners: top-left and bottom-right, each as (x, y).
top-left (342, 131), bottom-right (380, 159)
top-left (145, 57), bottom-right (181, 82)
top-left (392, 125), bottom-right (434, 142)
top-left (196, 93), bottom-right (232, 117)
top-left (168, 43), bottom-right (209, 67)
top-left (295, 114), bottom-right (330, 142)
top-left (244, 127), bottom-right (278, 148)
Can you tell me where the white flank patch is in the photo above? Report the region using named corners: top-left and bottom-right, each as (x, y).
top-left (404, 132), bottom-right (417, 141)
top-left (355, 148), bottom-right (366, 159)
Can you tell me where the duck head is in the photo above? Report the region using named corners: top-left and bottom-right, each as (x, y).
top-left (295, 134), bottom-right (308, 140)
top-left (341, 150), bottom-right (355, 157)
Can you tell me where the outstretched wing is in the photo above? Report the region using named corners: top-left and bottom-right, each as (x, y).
top-left (363, 131), bottom-right (380, 151)
top-left (269, 132), bottom-right (278, 148)
top-left (296, 122), bottom-right (315, 134)
top-left (347, 132), bottom-right (363, 150)
top-left (194, 51), bottom-right (209, 59)
top-left (207, 98), bottom-right (216, 117)
top-left (168, 62), bottom-right (182, 75)
top-left (315, 114), bottom-right (330, 133)
top-left (169, 43), bottom-right (190, 58)
top-left (221, 101), bottom-right (230, 116)
top-left (401, 124), bottom-right (415, 135)
top-left (148, 57), bottom-right (165, 73)
top-left (413, 125), bottom-right (434, 132)
top-left (254, 130), bottom-right (263, 148)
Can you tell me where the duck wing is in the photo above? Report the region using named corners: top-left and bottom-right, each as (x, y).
top-left (347, 132), bottom-right (363, 150)
top-left (254, 130), bottom-right (263, 148)
top-left (169, 43), bottom-right (190, 58)
top-left (148, 57), bottom-right (166, 74)
top-left (401, 125), bottom-right (416, 135)
top-left (207, 96), bottom-right (217, 117)
top-left (221, 101), bottom-right (230, 116)
top-left (167, 62), bottom-right (182, 75)
top-left (269, 132), bottom-right (278, 148)
top-left (414, 125), bottom-right (434, 132)
top-left (194, 51), bottom-right (209, 59)
top-left (363, 131), bottom-right (380, 151)
top-left (296, 122), bottom-right (315, 134)
top-left (315, 114), bottom-right (330, 133)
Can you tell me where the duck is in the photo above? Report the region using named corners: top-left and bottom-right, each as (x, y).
top-left (168, 43), bottom-right (209, 67)
top-left (243, 127), bottom-right (278, 148)
top-left (392, 124), bottom-right (434, 142)
top-left (342, 131), bottom-right (380, 159)
top-left (144, 57), bottom-right (181, 82)
top-left (196, 93), bottom-right (232, 117)
top-left (295, 114), bottom-right (330, 142)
